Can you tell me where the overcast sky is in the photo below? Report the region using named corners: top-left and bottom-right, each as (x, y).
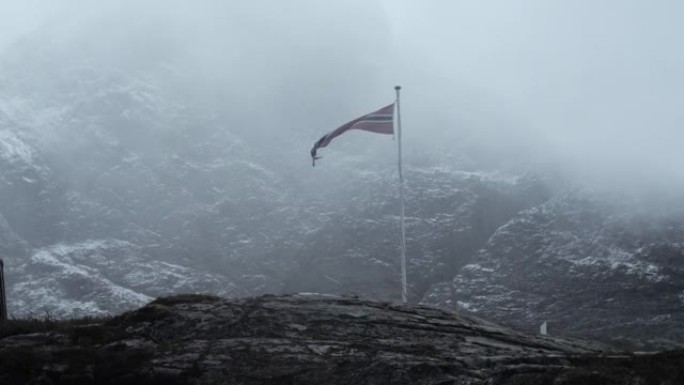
top-left (2, 0), bottom-right (684, 191)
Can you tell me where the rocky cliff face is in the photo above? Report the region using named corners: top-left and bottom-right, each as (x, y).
top-left (422, 189), bottom-right (684, 349)
top-left (1, 294), bottom-right (682, 385)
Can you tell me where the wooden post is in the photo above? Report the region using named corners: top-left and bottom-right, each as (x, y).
top-left (0, 258), bottom-right (7, 321)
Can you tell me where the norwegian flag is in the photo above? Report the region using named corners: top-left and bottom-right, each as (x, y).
top-left (310, 103), bottom-right (394, 166)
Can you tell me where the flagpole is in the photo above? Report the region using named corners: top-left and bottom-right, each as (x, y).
top-left (395, 85), bottom-right (407, 304)
top-left (0, 258), bottom-right (6, 321)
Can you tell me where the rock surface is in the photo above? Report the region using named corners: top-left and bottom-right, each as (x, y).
top-left (1, 294), bottom-right (682, 384)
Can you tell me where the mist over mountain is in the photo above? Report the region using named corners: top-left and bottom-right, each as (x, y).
top-left (1, 0), bottom-right (683, 348)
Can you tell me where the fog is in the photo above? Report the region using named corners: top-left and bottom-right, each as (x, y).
top-left (390, 1), bottom-right (684, 192)
top-left (2, 0), bottom-right (684, 193)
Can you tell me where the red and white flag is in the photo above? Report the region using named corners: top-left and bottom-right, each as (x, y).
top-left (311, 103), bottom-right (394, 166)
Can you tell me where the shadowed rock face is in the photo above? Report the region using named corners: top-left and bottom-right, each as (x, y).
top-left (1, 294), bottom-right (682, 384)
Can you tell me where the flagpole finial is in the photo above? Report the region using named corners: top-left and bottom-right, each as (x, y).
top-left (394, 85), bottom-right (401, 91)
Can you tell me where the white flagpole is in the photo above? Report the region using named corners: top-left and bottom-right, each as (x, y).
top-left (395, 85), bottom-right (408, 304)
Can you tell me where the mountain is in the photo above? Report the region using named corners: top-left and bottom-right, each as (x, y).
top-left (1, 15), bottom-right (683, 350)
top-left (2, 294), bottom-right (683, 385)
top-left (10, 240), bottom-right (243, 316)
top-left (422, 189), bottom-right (684, 349)
top-left (0, 21), bottom-right (549, 316)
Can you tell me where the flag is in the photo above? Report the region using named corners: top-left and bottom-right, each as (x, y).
top-left (310, 103), bottom-right (394, 166)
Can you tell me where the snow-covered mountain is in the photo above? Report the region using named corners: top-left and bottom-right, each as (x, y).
top-left (10, 239), bottom-right (243, 316)
top-left (1, 14), bottom-right (683, 348)
top-left (0, 16), bottom-right (544, 315)
top-left (0, 45), bottom-right (545, 316)
top-left (422, 189), bottom-right (684, 348)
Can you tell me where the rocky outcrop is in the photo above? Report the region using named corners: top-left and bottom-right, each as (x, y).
top-left (1, 294), bottom-right (682, 384)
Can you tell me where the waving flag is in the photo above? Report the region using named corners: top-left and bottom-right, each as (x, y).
top-left (309, 86), bottom-right (407, 305)
top-left (310, 103), bottom-right (394, 166)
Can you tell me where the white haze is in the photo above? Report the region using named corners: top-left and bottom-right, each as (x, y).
top-left (2, 0), bottom-right (684, 195)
